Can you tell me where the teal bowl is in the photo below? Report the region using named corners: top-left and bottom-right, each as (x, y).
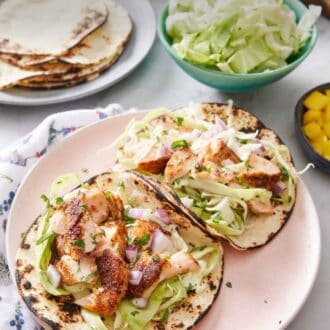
top-left (158, 0), bottom-right (317, 92)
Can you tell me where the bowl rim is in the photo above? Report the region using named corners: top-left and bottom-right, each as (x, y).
top-left (158, 1), bottom-right (318, 78)
top-left (294, 82), bottom-right (330, 167)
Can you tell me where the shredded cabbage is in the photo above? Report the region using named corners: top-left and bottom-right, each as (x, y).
top-left (178, 177), bottom-right (272, 202)
top-left (36, 173), bottom-right (83, 296)
top-left (181, 245), bottom-right (220, 292)
top-left (81, 309), bottom-right (108, 330)
top-left (35, 211), bottom-right (70, 296)
top-left (166, 0), bottom-right (320, 73)
top-left (119, 278), bottom-right (186, 330)
top-left (49, 173), bottom-right (81, 202)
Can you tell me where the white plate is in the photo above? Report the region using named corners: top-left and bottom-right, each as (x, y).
top-left (0, 0), bottom-right (155, 106)
top-left (7, 111), bottom-right (321, 329)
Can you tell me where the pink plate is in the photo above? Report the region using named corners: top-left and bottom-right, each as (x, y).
top-left (6, 111), bottom-right (321, 330)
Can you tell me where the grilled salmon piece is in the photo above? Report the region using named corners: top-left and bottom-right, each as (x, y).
top-left (239, 154), bottom-right (281, 189)
top-left (137, 144), bottom-right (172, 174)
top-left (128, 251), bottom-right (199, 299)
top-left (127, 252), bottom-right (164, 298)
top-left (75, 249), bottom-right (129, 316)
top-left (81, 188), bottom-right (110, 225)
top-left (164, 148), bottom-right (198, 183)
top-left (50, 198), bottom-right (85, 236)
top-left (55, 255), bottom-right (98, 286)
top-left (91, 222), bottom-right (128, 258)
top-left (203, 139), bottom-right (240, 165)
top-left (195, 161), bottom-right (235, 184)
top-left (127, 219), bottom-right (160, 248)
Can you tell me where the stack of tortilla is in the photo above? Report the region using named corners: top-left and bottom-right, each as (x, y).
top-left (0, 0), bottom-right (132, 90)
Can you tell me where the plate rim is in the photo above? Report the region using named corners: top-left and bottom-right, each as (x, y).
top-left (6, 110), bottom-right (321, 329)
top-left (0, 0), bottom-right (156, 106)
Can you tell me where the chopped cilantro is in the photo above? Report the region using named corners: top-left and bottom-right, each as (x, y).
top-left (81, 183), bottom-right (90, 190)
top-left (131, 311), bottom-right (139, 317)
top-left (105, 191), bottom-right (113, 199)
top-left (40, 194), bottom-right (50, 208)
top-left (128, 197), bottom-right (137, 207)
top-left (171, 139), bottom-right (190, 149)
top-left (81, 271), bottom-right (97, 282)
top-left (36, 231), bottom-right (55, 245)
top-left (73, 239), bottom-right (85, 251)
top-left (162, 130), bottom-right (168, 135)
top-left (124, 210), bottom-right (136, 226)
top-left (80, 204), bottom-right (87, 213)
top-left (176, 116), bottom-right (184, 127)
top-left (196, 199), bottom-right (208, 212)
top-left (240, 139), bottom-right (248, 144)
top-left (279, 165), bottom-right (289, 181)
top-left (187, 283), bottom-right (194, 292)
top-left (133, 234), bottom-right (150, 246)
top-left (55, 197), bottom-right (64, 206)
top-left (118, 181), bottom-right (125, 190)
top-left (244, 158), bottom-right (251, 169)
top-left (226, 281), bottom-right (232, 288)
top-left (160, 308), bottom-right (170, 322)
top-left (91, 233), bottom-right (98, 245)
top-left (152, 255), bottom-right (160, 262)
top-left (119, 145), bottom-right (124, 151)
top-left (130, 253), bottom-right (141, 268)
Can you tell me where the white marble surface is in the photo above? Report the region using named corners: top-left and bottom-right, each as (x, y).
top-left (0, 1), bottom-right (329, 329)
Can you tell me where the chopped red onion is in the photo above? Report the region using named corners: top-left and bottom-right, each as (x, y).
top-left (271, 181), bottom-right (286, 195)
top-left (126, 245), bottom-right (137, 262)
top-left (215, 117), bottom-right (227, 130)
top-left (47, 264), bottom-right (61, 288)
top-left (152, 229), bottom-right (172, 254)
top-left (180, 196), bottom-right (193, 208)
top-left (129, 270), bottom-right (143, 285)
top-left (251, 143), bottom-right (266, 155)
top-left (153, 208), bottom-right (171, 224)
top-left (132, 297), bottom-right (148, 309)
top-left (128, 208), bottom-right (144, 219)
top-left (158, 142), bottom-right (173, 158)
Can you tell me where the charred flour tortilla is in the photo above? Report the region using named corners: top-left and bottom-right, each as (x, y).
top-left (16, 171), bottom-right (223, 329)
top-left (114, 103), bottom-right (297, 250)
top-left (0, 0), bottom-right (132, 90)
top-left (0, 0), bottom-right (107, 55)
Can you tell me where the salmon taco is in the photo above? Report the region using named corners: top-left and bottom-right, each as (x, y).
top-left (112, 102), bottom-right (302, 250)
top-left (15, 171), bottom-right (223, 329)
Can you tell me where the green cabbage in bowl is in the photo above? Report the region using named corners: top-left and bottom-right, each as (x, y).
top-left (166, 0), bottom-right (320, 74)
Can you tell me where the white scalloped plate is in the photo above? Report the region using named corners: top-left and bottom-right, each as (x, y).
top-left (0, 0), bottom-right (155, 106)
top-left (7, 111), bottom-right (321, 329)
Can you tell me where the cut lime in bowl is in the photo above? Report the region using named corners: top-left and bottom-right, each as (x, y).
top-left (158, 0), bottom-right (318, 92)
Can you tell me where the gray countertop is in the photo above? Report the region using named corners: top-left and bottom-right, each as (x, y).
top-left (0, 1), bottom-right (329, 329)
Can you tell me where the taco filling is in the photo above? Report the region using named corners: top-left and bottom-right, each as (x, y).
top-left (17, 172), bottom-right (222, 329)
top-left (112, 103), bottom-right (300, 248)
